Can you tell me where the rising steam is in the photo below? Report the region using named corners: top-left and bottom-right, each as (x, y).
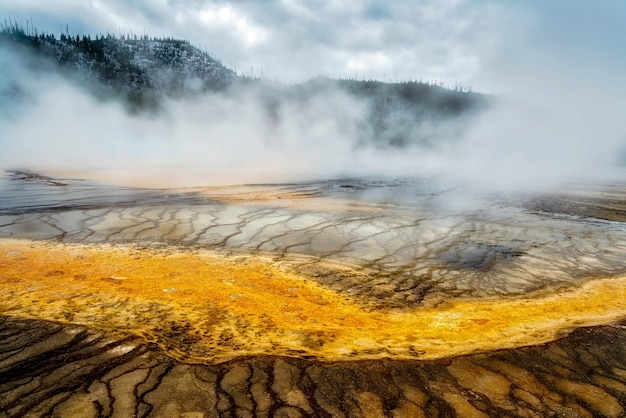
top-left (1, 41), bottom-right (624, 191)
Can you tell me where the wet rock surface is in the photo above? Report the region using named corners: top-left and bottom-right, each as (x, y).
top-left (526, 181), bottom-right (626, 223)
top-left (1, 315), bottom-right (625, 418)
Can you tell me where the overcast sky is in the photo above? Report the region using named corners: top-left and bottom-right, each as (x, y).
top-left (1, 1), bottom-right (625, 92)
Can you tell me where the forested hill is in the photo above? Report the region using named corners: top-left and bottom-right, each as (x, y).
top-left (1, 22), bottom-right (490, 148)
top-left (0, 23), bottom-right (238, 106)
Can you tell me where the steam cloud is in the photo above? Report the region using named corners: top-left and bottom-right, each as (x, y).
top-left (1, 41), bottom-right (624, 192)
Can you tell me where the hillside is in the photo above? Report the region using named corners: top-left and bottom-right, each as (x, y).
top-left (303, 77), bottom-right (488, 148)
top-left (0, 23), bottom-right (489, 148)
top-left (0, 23), bottom-right (238, 107)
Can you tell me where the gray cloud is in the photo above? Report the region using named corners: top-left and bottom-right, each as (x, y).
top-left (2, 1), bottom-right (624, 93)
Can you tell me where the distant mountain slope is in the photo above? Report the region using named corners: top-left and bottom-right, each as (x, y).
top-left (300, 77), bottom-right (489, 147)
top-left (0, 24), bottom-right (238, 105)
top-left (1, 23), bottom-right (490, 148)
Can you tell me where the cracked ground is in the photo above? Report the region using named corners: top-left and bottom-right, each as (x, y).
top-left (1, 170), bottom-right (626, 417)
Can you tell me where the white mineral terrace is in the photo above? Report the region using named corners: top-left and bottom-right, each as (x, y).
top-left (1, 172), bottom-right (626, 305)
